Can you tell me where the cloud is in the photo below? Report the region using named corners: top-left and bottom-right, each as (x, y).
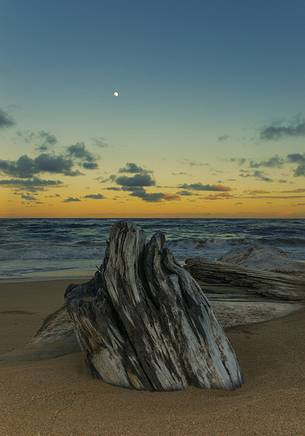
top-left (66, 142), bottom-right (99, 169)
top-left (204, 193), bottom-right (233, 200)
top-left (245, 189), bottom-right (271, 195)
top-left (260, 119), bottom-right (305, 140)
top-left (111, 162), bottom-right (157, 189)
top-left (63, 197), bottom-right (81, 203)
top-left (249, 155), bottom-right (285, 169)
top-left (281, 188), bottom-right (305, 193)
top-left (91, 137), bottom-right (108, 148)
top-left (0, 177), bottom-right (63, 192)
top-left (0, 148), bottom-right (101, 178)
top-left (17, 130), bottom-right (58, 151)
top-left (177, 190), bottom-right (193, 196)
top-left (116, 173), bottom-right (155, 187)
top-left (243, 195), bottom-right (305, 200)
top-left (229, 158), bottom-right (247, 166)
top-left (124, 186), bottom-right (180, 202)
top-left (0, 108), bottom-right (15, 128)
top-left (0, 153), bottom-right (81, 178)
top-left (182, 159), bottom-right (208, 167)
top-left (106, 186), bottom-right (121, 191)
top-left (111, 162), bottom-right (180, 202)
top-left (83, 193), bottom-right (105, 200)
top-left (178, 183), bottom-right (231, 192)
top-left (188, 162), bottom-right (208, 167)
top-left (240, 169), bottom-right (273, 182)
top-left (35, 153), bottom-right (81, 176)
top-left (46, 193), bottom-right (61, 198)
top-left (36, 131), bottom-right (57, 151)
top-left (118, 162), bottom-right (148, 174)
top-left (218, 134), bottom-right (229, 141)
top-left (20, 193), bottom-right (37, 202)
top-left (66, 142), bottom-right (95, 161)
top-left (287, 153), bottom-right (305, 176)
top-left (96, 175), bottom-right (115, 184)
top-left (231, 152), bottom-right (305, 178)
top-left (82, 161), bottom-right (98, 169)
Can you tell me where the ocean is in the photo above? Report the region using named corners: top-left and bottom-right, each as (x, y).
top-left (1, 218), bottom-right (305, 280)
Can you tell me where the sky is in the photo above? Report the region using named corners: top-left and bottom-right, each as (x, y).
top-left (1, 0), bottom-right (305, 218)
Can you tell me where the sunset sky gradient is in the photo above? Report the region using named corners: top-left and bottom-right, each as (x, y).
top-left (1, 0), bottom-right (305, 217)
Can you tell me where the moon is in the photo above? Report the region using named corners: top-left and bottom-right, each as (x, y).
top-left (113, 91), bottom-right (119, 97)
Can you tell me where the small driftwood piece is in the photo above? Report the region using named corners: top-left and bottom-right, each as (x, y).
top-left (65, 221), bottom-right (243, 391)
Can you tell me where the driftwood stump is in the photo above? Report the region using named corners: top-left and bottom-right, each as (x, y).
top-left (65, 221), bottom-right (243, 391)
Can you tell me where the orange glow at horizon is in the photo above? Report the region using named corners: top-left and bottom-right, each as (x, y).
top-left (2, 189), bottom-right (305, 218)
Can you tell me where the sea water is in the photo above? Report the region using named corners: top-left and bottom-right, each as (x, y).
top-left (0, 218), bottom-right (305, 280)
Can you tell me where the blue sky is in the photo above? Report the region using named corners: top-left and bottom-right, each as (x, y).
top-left (2, 0), bottom-right (305, 134)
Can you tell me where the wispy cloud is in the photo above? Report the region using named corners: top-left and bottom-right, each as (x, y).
top-left (17, 130), bottom-right (57, 151)
top-left (245, 189), bottom-right (271, 195)
top-left (0, 108), bottom-right (15, 128)
top-left (63, 197), bottom-right (81, 203)
top-left (0, 177), bottom-right (63, 192)
top-left (204, 193), bottom-right (233, 200)
top-left (281, 188), bottom-right (305, 193)
top-left (218, 134), bottom-right (229, 141)
top-left (287, 153), bottom-right (305, 176)
top-left (229, 158), bottom-right (247, 166)
top-left (240, 169), bottom-right (273, 182)
top-left (249, 155), bottom-right (285, 169)
top-left (260, 118), bottom-right (305, 141)
top-left (231, 152), bottom-right (305, 179)
top-left (124, 186), bottom-right (180, 203)
top-left (83, 193), bottom-right (105, 200)
top-left (91, 137), bottom-right (108, 148)
top-left (243, 194), bottom-right (305, 200)
top-left (181, 159), bottom-right (209, 168)
top-left (177, 190), bottom-right (194, 196)
top-left (178, 183), bottom-right (231, 192)
top-left (20, 193), bottom-right (37, 201)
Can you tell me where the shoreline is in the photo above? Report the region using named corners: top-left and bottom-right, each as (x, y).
top-left (0, 275), bottom-right (91, 284)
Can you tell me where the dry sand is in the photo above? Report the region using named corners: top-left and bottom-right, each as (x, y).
top-left (1, 279), bottom-right (305, 435)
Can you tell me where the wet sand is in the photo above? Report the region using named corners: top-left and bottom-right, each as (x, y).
top-left (1, 279), bottom-right (305, 435)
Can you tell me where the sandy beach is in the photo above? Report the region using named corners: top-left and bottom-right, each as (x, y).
top-left (0, 279), bottom-right (304, 435)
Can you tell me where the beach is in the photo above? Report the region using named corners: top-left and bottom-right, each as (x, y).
top-left (1, 279), bottom-right (305, 435)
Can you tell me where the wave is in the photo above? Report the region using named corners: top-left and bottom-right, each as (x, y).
top-left (1, 236), bottom-right (305, 263)
top-left (1, 218), bottom-right (305, 278)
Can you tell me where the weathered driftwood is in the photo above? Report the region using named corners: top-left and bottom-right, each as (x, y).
top-left (65, 221), bottom-right (243, 391)
top-left (1, 251), bottom-right (304, 363)
top-left (185, 258), bottom-right (305, 302)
